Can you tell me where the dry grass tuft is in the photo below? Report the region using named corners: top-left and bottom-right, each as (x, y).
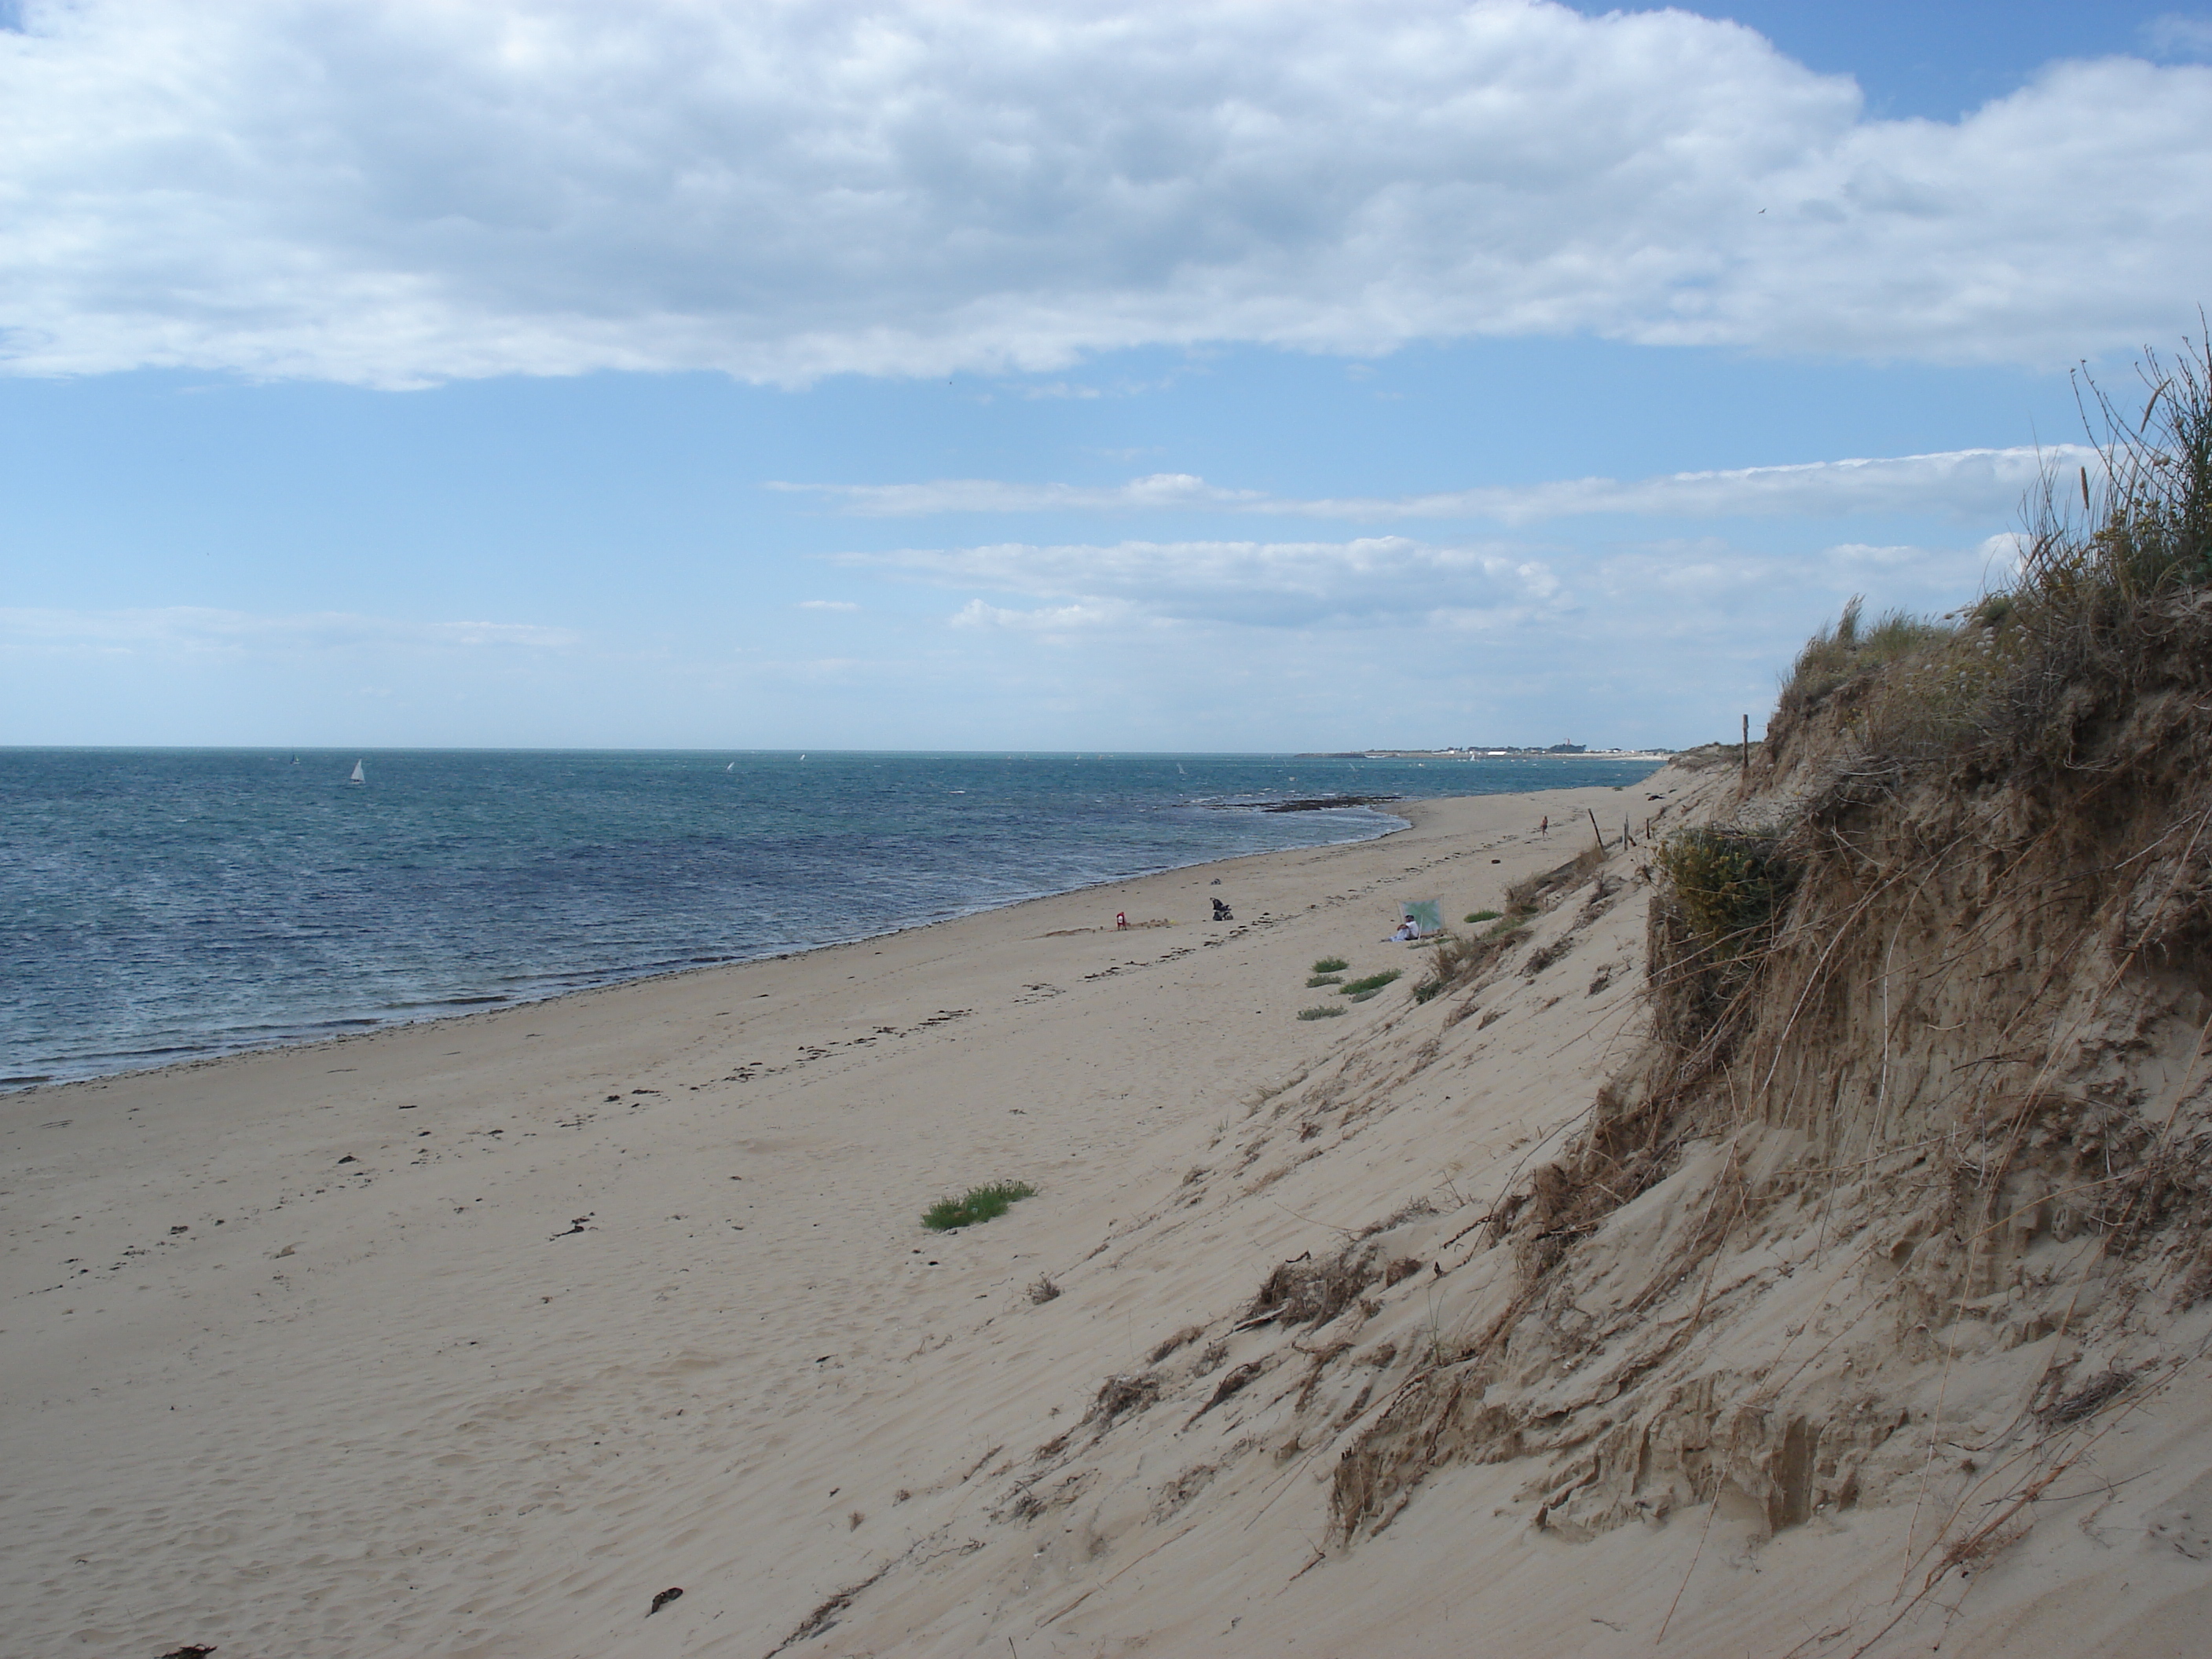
top-left (1778, 330), bottom-right (2212, 775)
top-left (1248, 1247), bottom-right (1379, 1328)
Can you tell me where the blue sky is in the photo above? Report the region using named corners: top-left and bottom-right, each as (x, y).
top-left (3, 1), bottom-right (2209, 751)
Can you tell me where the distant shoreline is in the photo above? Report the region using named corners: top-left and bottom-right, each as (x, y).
top-left (0, 764), bottom-right (1677, 1100)
top-left (3, 751), bottom-right (1662, 1097)
top-left (1296, 748), bottom-right (1676, 760)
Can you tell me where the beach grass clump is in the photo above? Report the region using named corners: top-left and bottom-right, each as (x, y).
top-left (1298, 1005), bottom-right (1347, 1020)
top-left (922, 1181), bottom-right (1036, 1231)
top-left (1340, 969), bottom-right (1402, 1002)
top-left (1311, 956), bottom-right (1350, 974)
top-left (1413, 932), bottom-right (1477, 1002)
top-left (1503, 862), bottom-right (1578, 916)
top-left (1655, 829), bottom-right (1793, 965)
top-left (1782, 595), bottom-right (1954, 710)
top-left (1413, 924), bottom-right (1527, 1002)
top-left (1306, 973), bottom-right (1344, 987)
top-left (1776, 337), bottom-right (2212, 771)
top-left (1464, 909), bottom-right (1501, 925)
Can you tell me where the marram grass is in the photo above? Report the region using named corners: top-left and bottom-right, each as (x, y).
top-left (1339, 969), bottom-right (1402, 998)
top-left (922, 1181), bottom-right (1037, 1231)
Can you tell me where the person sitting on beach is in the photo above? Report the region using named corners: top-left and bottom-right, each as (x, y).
top-left (1211, 897), bottom-right (1233, 921)
top-left (1388, 918), bottom-right (1419, 942)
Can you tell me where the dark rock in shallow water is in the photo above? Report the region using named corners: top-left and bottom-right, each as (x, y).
top-left (1259, 795), bottom-right (1402, 813)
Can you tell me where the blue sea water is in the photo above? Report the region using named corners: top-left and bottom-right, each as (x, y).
top-left (0, 748), bottom-right (1661, 1090)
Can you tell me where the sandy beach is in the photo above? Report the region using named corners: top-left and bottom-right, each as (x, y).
top-left (4, 779), bottom-right (1654, 1657)
top-left (14, 763), bottom-right (2208, 1659)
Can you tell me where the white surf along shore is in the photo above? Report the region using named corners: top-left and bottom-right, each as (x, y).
top-left (12, 764), bottom-right (2197, 1658)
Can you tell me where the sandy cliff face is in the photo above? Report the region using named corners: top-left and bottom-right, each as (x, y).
top-left (825, 612), bottom-right (2212, 1657)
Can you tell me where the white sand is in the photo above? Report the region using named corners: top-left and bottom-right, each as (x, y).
top-left (8, 773), bottom-right (2207, 1658)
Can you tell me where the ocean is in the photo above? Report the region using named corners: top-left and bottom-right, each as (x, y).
top-left (0, 748), bottom-right (1662, 1090)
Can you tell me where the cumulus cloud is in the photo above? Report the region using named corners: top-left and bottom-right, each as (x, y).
top-left (0, 606), bottom-right (579, 654)
top-left (789, 445), bottom-right (2098, 523)
top-left (2, 2), bottom-right (2206, 385)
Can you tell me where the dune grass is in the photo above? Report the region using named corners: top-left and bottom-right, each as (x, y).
top-left (1297, 1005), bottom-right (1347, 1020)
top-left (1464, 909), bottom-right (1501, 925)
top-left (1775, 335), bottom-right (2212, 767)
top-left (922, 1181), bottom-right (1036, 1231)
top-left (1306, 973), bottom-right (1344, 987)
top-left (1311, 956), bottom-right (1349, 973)
top-left (1340, 969), bottom-right (1402, 1002)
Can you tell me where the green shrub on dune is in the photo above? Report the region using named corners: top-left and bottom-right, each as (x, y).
top-left (1340, 969), bottom-right (1401, 1001)
top-left (922, 1181), bottom-right (1036, 1230)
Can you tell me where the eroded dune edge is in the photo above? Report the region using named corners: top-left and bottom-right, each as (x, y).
top-left (9, 713), bottom-right (2212, 1654)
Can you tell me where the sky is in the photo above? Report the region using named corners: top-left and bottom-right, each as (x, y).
top-left (2, 1), bottom-right (2209, 753)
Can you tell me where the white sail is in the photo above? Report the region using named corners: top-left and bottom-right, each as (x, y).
top-left (349, 760), bottom-right (366, 784)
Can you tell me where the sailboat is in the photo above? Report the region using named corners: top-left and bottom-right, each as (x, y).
top-left (349, 760), bottom-right (366, 785)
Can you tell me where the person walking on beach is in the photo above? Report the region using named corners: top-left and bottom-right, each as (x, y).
top-left (1540, 815), bottom-right (1548, 837)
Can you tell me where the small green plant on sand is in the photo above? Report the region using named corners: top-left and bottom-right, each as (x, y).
top-left (1464, 909), bottom-right (1501, 925)
top-left (1306, 973), bottom-right (1344, 987)
top-left (1297, 1005), bottom-right (1347, 1020)
top-left (1311, 956), bottom-right (1349, 973)
top-left (923, 1181), bottom-right (1036, 1231)
top-left (1340, 969), bottom-right (1402, 1001)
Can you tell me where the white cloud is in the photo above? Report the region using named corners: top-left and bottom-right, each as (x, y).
top-left (796, 599), bottom-right (859, 611)
top-left (2, 2), bottom-right (2206, 386)
top-left (841, 536), bottom-right (1563, 628)
top-left (791, 445), bottom-right (2099, 523)
top-left (780, 473), bottom-right (1265, 516)
top-left (1291, 446), bottom-right (2102, 523)
top-left (0, 605), bottom-right (579, 654)
top-left (950, 598), bottom-right (1142, 632)
top-left (837, 522), bottom-right (2028, 647)
top-left (2144, 14), bottom-right (2212, 59)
